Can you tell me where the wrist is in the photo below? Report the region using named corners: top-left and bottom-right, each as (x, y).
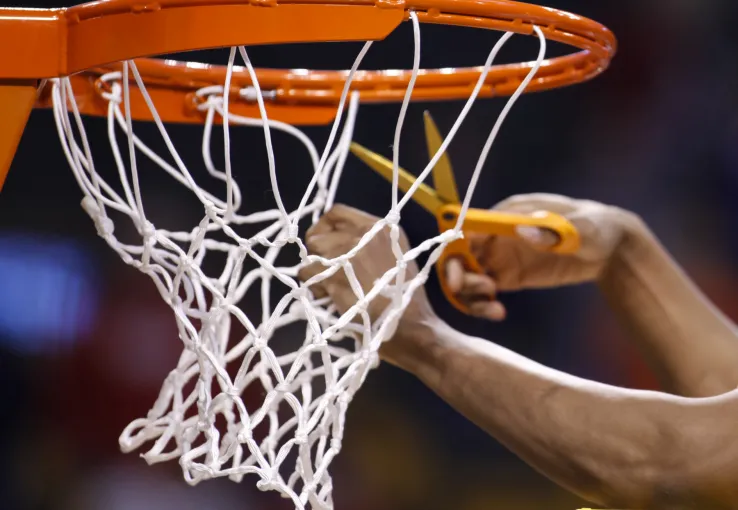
top-left (597, 209), bottom-right (654, 282)
top-left (382, 313), bottom-right (453, 384)
top-left (597, 210), bottom-right (660, 290)
top-left (616, 208), bottom-right (652, 247)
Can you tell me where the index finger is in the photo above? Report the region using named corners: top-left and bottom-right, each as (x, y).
top-left (493, 193), bottom-right (576, 215)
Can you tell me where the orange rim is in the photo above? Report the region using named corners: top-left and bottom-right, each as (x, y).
top-left (0, 0), bottom-right (616, 125)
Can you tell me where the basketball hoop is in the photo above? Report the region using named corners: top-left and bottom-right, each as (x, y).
top-left (0, 1), bottom-right (615, 508)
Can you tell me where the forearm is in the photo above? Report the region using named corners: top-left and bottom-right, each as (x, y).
top-left (388, 319), bottom-right (692, 509)
top-left (598, 213), bottom-right (738, 397)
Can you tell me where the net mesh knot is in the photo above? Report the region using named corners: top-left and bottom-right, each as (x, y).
top-left (385, 210), bottom-right (401, 225)
top-left (81, 196), bottom-right (116, 238)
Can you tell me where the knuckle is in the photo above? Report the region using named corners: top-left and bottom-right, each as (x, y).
top-left (304, 228), bottom-right (317, 242)
top-left (495, 193), bottom-right (530, 208)
top-left (328, 203), bottom-right (350, 218)
top-left (526, 192), bottom-right (564, 202)
top-left (305, 236), bottom-right (319, 252)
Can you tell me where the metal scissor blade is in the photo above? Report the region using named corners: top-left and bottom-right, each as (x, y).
top-left (423, 111), bottom-right (460, 205)
top-left (349, 142), bottom-right (444, 214)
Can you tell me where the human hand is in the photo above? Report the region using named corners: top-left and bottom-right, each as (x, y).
top-left (448, 193), bottom-right (638, 320)
top-left (298, 204), bottom-right (436, 333)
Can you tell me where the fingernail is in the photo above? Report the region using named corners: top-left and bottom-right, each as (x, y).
top-left (516, 226), bottom-right (556, 247)
top-left (516, 226), bottom-right (545, 243)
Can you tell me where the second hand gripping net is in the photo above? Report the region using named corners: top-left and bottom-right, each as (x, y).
top-left (51, 15), bottom-right (546, 509)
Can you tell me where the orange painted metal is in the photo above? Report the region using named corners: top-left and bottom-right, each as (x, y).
top-left (0, 80), bottom-right (40, 191)
top-left (0, 0), bottom-right (615, 122)
top-left (0, 0), bottom-right (615, 183)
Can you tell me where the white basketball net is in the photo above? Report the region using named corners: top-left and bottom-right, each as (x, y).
top-left (49, 14), bottom-right (545, 510)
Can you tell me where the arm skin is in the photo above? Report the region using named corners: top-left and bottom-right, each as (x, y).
top-left (387, 318), bottom-right (738, 509)
top-left (598, 214), bottom-right (738, 397)
top-left (302, 204), bottom-right (738, 507)
top-left (384, 213), bottom-right (738, 509)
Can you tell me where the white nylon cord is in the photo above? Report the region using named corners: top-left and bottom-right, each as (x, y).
top-left (50, 24), bottom-right (545, 510)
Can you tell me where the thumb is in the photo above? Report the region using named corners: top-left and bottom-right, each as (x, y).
top-left (514, 224), bottom-right (560, 249)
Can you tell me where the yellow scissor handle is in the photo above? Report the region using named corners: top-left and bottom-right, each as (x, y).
top-left (436, 204), bottom-right (581, 255)
top-left (434, 204), bottom-right (581, 315)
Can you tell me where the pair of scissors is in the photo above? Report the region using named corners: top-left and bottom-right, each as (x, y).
top-left (349, 111), bottom-right (580, 315)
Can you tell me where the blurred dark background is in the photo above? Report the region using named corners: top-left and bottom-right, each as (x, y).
top-left (3, 1), bottom-right (738, 509)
